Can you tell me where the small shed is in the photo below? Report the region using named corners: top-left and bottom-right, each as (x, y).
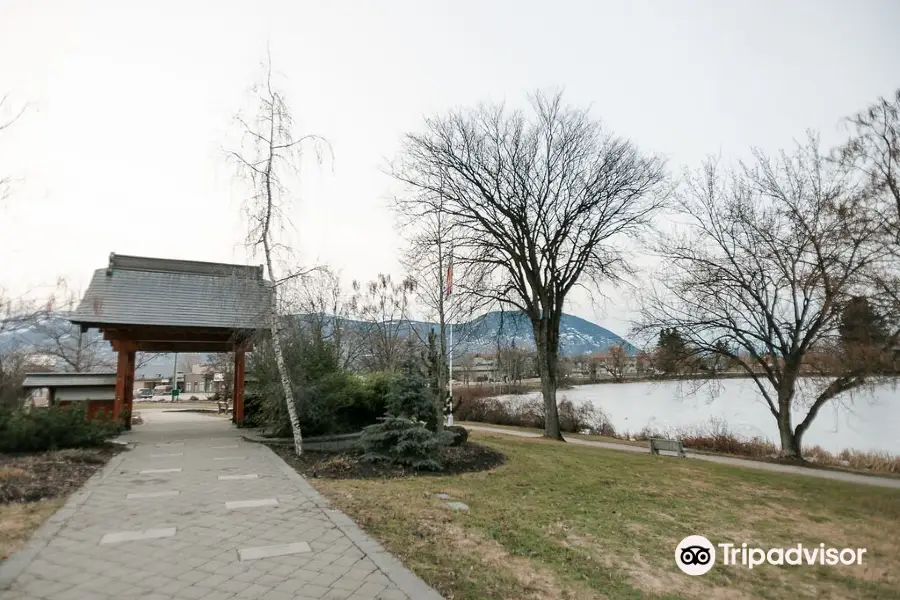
top-left (21, 372), bottom-right (118, 419)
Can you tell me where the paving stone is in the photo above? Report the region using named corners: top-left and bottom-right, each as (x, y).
top-left (235, 583), bottom-right (272, 598)
top-left (225, 498), bottom-right (278, 509)
top-left (99, 527), bottom-right (177, 544)
top-left (126, 490), bottom-right (180, 499)
top-left (237, 541), bottom-right (312, 561)
top-left (1, 418), bottom-right (442, 600)
top-left (176, 585), bottom-right (214, 600)
top-left (198, 592), bottom-right (235, 600)
top-left (376, 590), bottom-right (410, 600)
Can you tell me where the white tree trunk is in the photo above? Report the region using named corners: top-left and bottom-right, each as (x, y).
top-left (265, 245), bottom-right (303, 456)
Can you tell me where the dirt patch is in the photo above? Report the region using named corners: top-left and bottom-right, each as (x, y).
top-left (269, 442), bottom-right (506, 479)
top-left (444, 524), bottom-right (594, 600)
top-left (0, 445), bottom-right (123, 504)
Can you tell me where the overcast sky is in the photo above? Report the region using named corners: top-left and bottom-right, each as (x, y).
top-left (1, 0), bottom-right (898, 336)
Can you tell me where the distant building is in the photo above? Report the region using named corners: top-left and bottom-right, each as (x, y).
top-left (184, 364), bottom-right (226, 394)
top-left (452, 354), bottom-right (500, 383)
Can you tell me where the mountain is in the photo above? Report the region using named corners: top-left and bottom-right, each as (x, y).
top-left (0, 315), bottom-right (194, 378)
top-left (444, 311), bottom-right (636, 357)
top-left (333, 311), bottom-right (635, 357)
top-left (0, 311), bottom-right (634, 376)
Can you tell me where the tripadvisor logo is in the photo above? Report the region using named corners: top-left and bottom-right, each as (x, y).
top-left (675, 536), bottom-right (868, 575)
top-left (675, 535), bottom-right (716, 575)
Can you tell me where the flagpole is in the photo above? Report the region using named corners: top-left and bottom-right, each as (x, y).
top-left (448, 312), bottom-right (454, 426)
top-left (447, 244), bottom-right (454, 427)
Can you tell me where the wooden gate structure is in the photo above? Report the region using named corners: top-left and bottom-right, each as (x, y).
top-left (69, 253), bottom-right (272, 428)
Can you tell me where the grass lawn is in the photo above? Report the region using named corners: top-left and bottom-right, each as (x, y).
top-left (308, 431), bottom-right (900, 600)
top-left (457, 420), bottom-right (650, 447)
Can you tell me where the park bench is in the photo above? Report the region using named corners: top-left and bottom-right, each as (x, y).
top-left (217, 401), bottom-right (231, 414)
top-left (649, 438), bottom-right (686, 458)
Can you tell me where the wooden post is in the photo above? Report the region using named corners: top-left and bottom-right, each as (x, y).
top-left (234, 348), bottom-right (245, 427)
top-left (114, 344), bottom-right (136, 428)
top-left (123, 350), bottom-right (136, 430)
top-left (114, 350), bottom-right (128, 424)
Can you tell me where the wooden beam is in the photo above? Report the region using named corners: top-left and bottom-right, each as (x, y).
top-left (132, 341), bottom-right (253, 353)
top-left (104, 328), bottom-right (241, 343)
top-left (111, 340), bottom-right (138, 352)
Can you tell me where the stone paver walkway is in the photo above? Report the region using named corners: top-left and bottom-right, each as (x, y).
top-left (0, 412), bottom-right (443, 600)
top-left (465, 424), bottom-right (900, 489)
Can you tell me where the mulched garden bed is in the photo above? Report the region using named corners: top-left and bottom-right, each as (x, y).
top-left (270, 442), bottom-right (506, 479)
top-left (0, 445), bottom-right (124, 504)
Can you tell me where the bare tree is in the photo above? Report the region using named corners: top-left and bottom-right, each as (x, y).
top-left (603, 344), bottom-right (629, 382)
top-left (27, 284), bottom-right (111, 372)
top-left (0, 94), bottom-right (27, 205)
top-left (227, 55), bottom-right (330, 455)
top-left (458, 353), bottom-right (474, 386)
top-left (207, 352), bottom-right (234, 401)
top-left (393, 91), bottom-right (667, 439)
top-left (496, 341), bottom-right (529, 386)
top-left (839, 88), bottom-right (900, 240)
top-left (0, 291), bottom-right (41, 409)
top-left (282, 267), bottom-right (363, 370)
top-left (396, 192), bottom-right (484, 429)
top-left (838, 89), bottom-right (900, 354)
top-left (350, 274), bottom-right (415, 372)
top-left (635, 136), bottom-right (896, 459)
top-left (30, 320), bottom-right (112, 373)
top-left (28, 282), bottom-right (156, 373)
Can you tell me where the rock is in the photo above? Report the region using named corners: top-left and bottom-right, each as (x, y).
top-left (435, 493), bottom-right (452, 500)
top-left (445, 501), bottom-right (469, 512)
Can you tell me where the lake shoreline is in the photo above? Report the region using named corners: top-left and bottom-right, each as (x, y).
top-left (471, 379), bottom-right (900, 465)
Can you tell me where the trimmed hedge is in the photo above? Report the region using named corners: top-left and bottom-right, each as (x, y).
top-left (0, 405), bottom-right (121, 452)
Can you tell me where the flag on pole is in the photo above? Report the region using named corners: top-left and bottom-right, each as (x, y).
top-left (445, 250), bottom-right (454, 298)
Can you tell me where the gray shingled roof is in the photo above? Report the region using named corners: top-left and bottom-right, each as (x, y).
top-left (69, 254), bottom-right (273, 330)
top-left (22, 373), bottom-right (118, 388)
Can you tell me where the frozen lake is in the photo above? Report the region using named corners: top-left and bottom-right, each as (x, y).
top-left (493, 379), bottom-right (900, 455)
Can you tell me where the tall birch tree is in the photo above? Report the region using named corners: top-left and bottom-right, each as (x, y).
top-left (227, 57), bottom-right (330, 455)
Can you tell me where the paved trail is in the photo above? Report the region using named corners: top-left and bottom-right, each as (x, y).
top-left (465, 424), bottom-right (900, 490)
top-left (0, 413), bottom-right (442, 600)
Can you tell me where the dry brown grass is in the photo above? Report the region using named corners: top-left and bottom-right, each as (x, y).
top-left (0, 499), bottom-right (63, 560)
top-left (0, 446), bottom-right (120, 563)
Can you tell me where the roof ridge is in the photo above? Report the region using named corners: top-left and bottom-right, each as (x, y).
top-left (108, 253), bottom-right (264, 279)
